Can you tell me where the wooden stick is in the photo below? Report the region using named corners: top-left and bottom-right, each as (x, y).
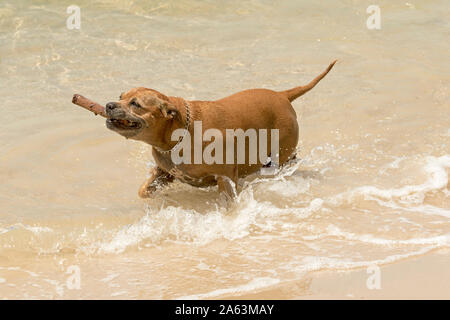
top-left (72, 94), bottom-right (107, 118)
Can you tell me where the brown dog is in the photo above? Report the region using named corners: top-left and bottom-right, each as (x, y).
top-left (105, 61), bottom-right (336, 199)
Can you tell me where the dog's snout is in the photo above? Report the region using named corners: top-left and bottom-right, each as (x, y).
top-left (106, 102), bottom-right (118, 111)
top-left (106, 101), bottom-right (127, 119)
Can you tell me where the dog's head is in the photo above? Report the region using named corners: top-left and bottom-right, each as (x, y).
top-left (105, 87), bottom-right (180, 144)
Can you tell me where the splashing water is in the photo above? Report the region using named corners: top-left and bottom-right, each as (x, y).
top-left (0, 0), bottom-right (449, 299)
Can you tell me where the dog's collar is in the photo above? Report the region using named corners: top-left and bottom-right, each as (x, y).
top-left (154, 101), bottom-right (191, 154)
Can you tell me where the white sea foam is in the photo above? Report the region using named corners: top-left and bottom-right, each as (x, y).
top-left (176, 277), bottom-right (280, 300)
top-left (321, 224), bottom-right (450, 246)
top-left (95, 161), bottom-right (312, 254)
top-left (95, 155), bottom-right (449, 254)
top-left (0, 224), bottom-right (53, 235)
top-left (328, 155), bottom-right (450, 211)
top-left (178, 245), bottom-right (439, 299)
top-left (379, 156), bottom-right (407, 174)
top-left (296, 246), bottom-right (438, 272)
top-left (96, 189), bottom-right (324, 254)
top-left (367, 197), bottom-right (450, 219)
top-left (101, 273), bottom-right (120, 283)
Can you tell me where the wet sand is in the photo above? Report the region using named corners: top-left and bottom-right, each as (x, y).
top-left (1, 0), bottom-right (449, 299)
top-left (223, 249), bottom-right (450, 299)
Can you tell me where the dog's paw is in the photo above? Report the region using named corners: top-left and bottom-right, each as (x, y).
top-left (138, 188), bottom-right (151, 199)
top-left (138, 181), bottom-right (154, 199)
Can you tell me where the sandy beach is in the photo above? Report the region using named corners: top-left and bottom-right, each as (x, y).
top-left (222, 249), bottom-right (450, 299)
top-left (0, 0), bottom-right (449, 299)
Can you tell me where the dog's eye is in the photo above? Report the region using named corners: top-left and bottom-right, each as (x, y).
top-left (130, 100), bottom-right (142, 108)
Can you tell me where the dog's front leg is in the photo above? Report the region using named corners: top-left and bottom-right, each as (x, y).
top-left (217, 166), bottom-right (239, 201)
top-left (138, 167), bottom-right (174, 199)
top-left (217, 176), bottom-right (237, 201)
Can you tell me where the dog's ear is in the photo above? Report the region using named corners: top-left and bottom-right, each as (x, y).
top-left (160, 102), bottom-right (179, 120)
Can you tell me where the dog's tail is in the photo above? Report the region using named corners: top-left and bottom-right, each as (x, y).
top-left (280, 60), bottom-right (337, 102)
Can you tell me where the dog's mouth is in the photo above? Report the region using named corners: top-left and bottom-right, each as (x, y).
top-left (107, 118), bottom-right (142, 130)
top-left (106, 112), bottom-right (144, 137)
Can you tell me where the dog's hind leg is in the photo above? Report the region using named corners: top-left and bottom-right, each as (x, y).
top-left (138, 167), bottom-right (174, 199)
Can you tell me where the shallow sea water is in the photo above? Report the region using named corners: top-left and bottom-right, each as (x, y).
top-left (0, 0), bottom-right (449, 298)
